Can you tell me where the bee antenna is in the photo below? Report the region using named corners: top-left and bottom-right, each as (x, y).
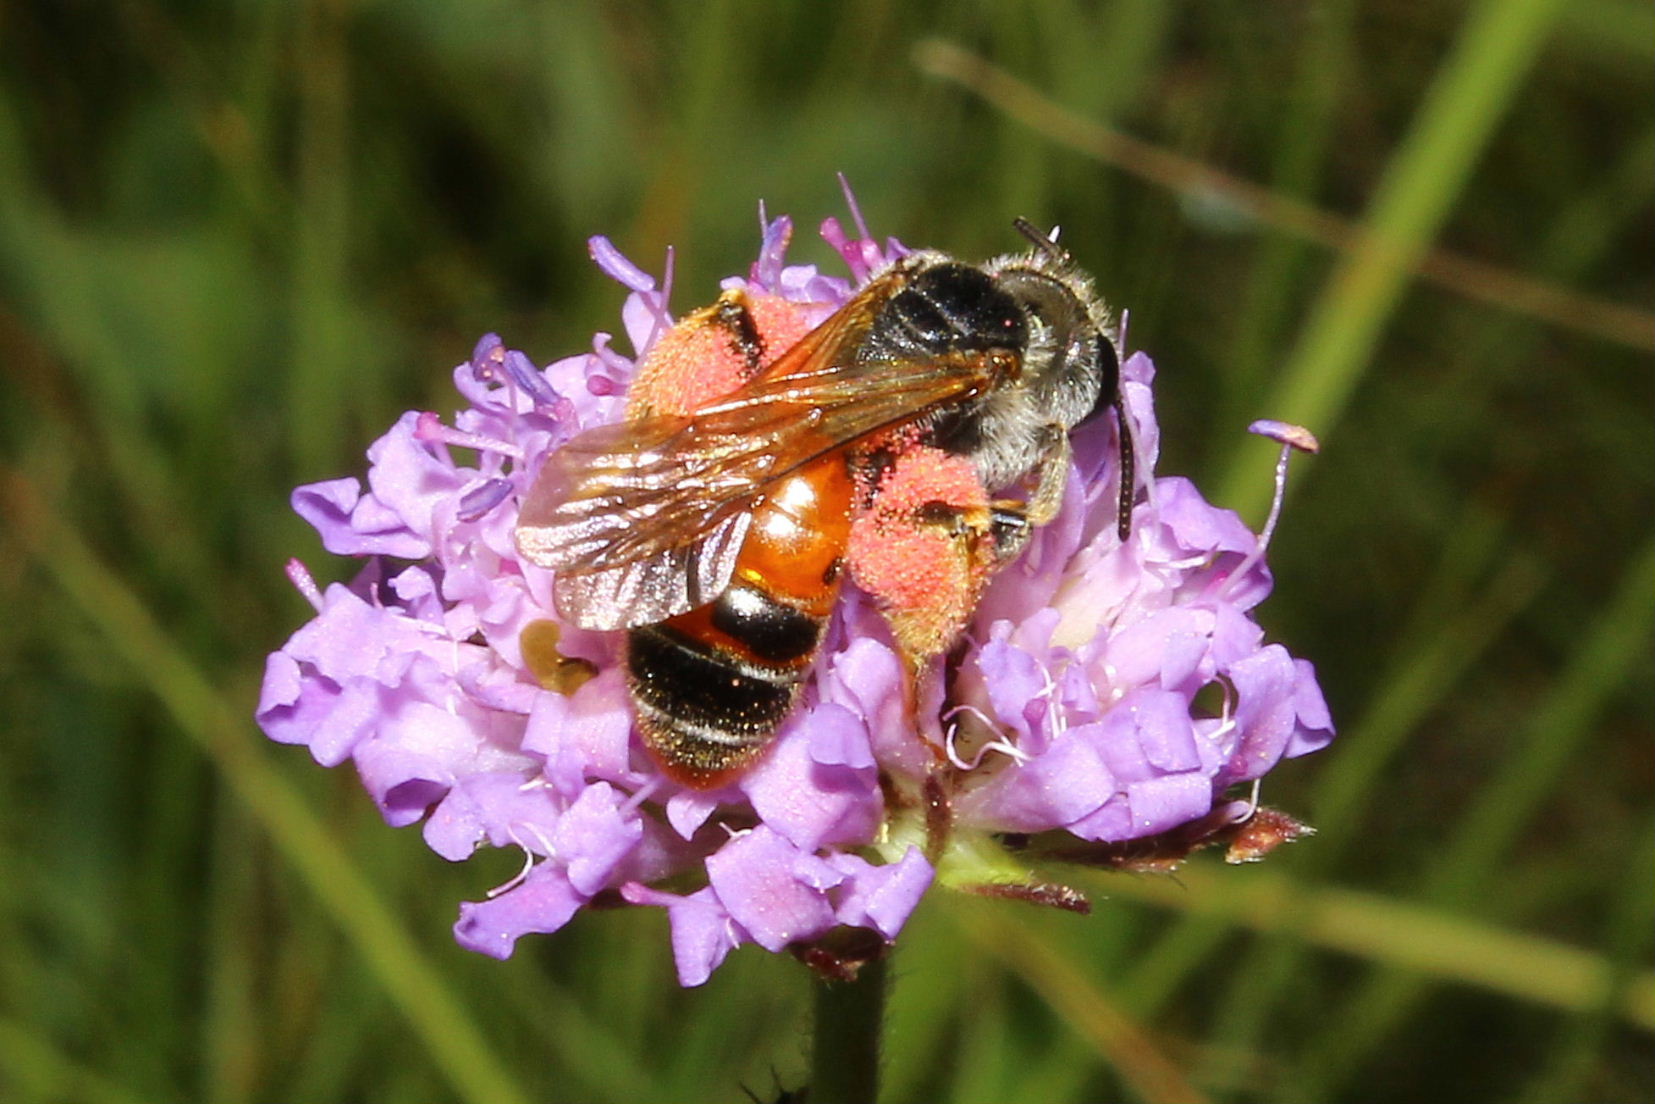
top-left (1113, 358), bottom-right (1137, 543)
top-left (1012, 217), bottom-right (1071, 265)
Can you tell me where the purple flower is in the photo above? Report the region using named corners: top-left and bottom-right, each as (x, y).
top-left (257, 201), bottom-right (1333, 986)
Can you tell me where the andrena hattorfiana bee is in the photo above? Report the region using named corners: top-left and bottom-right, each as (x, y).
top-left (516, 220), bottom-right (1134, 788)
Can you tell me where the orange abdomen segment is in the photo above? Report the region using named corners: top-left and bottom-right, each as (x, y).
top-left (625, 454), bottom-right (855, 787)
top-left (736, 453), bottom-right (855, 616)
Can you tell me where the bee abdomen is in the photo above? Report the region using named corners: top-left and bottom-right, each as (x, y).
top-left (625, 584), bottom-right (826, 788)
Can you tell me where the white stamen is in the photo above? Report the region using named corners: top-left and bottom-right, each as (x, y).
top-left (285, 559), bottom-right (325, 612)
top-left (942, 706), bottom-right (1032, 770)
top-left (942, 721), bottom-right (980, 770)
top-left (1098, 660), bottom-right (1127, 705)
top-left (622, 778), bottom-right (662, 816)
top-left (1032, 664), bottom-right (1069, 738)
top-left (1206, 678), bottom-right (1239, 745)
top-left (521, 822), bottom-right (558, 858)
top-left (660, 246), bottom-right (677, 318)
top-left (487, 846), bottom-right (537, 898)
top-left (1228, 779), bottom-right (1264, 823)
top-left (942, 702), bottom-right (1002, 734)
top-left (590, 336), bottom-right (633, 376)
top-left (489, 822), bottom-right (557, 898)
top-left (1216, 433), bottom-right (1305, 602)
top-left (984, 738), bottom-right (1032, 766)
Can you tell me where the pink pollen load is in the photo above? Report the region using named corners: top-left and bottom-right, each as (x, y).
top-left (627, 292), bottom-right (814, 417)
top-left (849, 448), bottom-right (991, 615)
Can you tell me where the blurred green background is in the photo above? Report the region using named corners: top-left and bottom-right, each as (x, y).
top-left (2, 2), bottom-right (1651, 1102)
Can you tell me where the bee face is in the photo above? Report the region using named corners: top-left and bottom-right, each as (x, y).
top-left (515, 221), bottom-right (1134, 787)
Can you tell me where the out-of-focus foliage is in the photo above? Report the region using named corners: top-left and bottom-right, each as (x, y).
top-left (1, 2), bottom-right (1649, 1102)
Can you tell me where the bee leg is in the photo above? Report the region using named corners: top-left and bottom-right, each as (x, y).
top-left (912, 499), bottom-right (994, 542)
top-left (984, 425), bottom-right (1071, 563)
top-left (1024, 425), bottom-right (1073, 527)
top-left (988, 506), bottom-right (1032, 562)
top-left (911, 499), bottom-right (1002, 583)
top-left (709, 289), bottom-right (765, 376)
top-left (856, 498), bottom-right (998, 662)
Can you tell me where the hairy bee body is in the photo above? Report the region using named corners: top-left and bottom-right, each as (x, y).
top-left (516, 222), bottom-right (1133, 787)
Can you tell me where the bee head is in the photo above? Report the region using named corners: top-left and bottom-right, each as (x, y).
top-left (982, 241), bottom-right (1117, 436)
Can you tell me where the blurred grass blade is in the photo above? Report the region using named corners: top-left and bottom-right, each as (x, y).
top-left (1217, 0), bottom-right (1571, 520)
top-left (1290, 536), bottom-right (1655, 1097)
top-left (956, 905), bottom-right (1210, 1104)
top-left (288, 0), bottom-right (355, 474)
top-left (1426, 537), bottom-right (1655, 903)
top-left (1304, 529), bottom-right (1545, 865)
top-left (911, 35), bottom-right (1653, 362)
top-left (1, 469), bottom-right (535, 1104)
top-left (1519, 810), bottom-right (1655, 1104)
top-left (1196, 510), bottom-right (1543, 1072)
top-left (1223, 0), bottom-right (1357, 439)
top-left (1086, 864), bottom-right (1655, 1033)
top-left (0, 1018), bottom-right (157, 1104)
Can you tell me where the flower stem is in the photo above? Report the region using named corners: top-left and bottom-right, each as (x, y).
top-left (810, 956), bottom-right (888, 1104)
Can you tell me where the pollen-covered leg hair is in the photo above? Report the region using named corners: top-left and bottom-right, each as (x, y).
top-left (709, 289), bottom-right (765, 376)
top-left (846, 446), bottom-right (998, 662)
top-left (883, 498), bottom-right (999, 660)
top-left (623, 287), bottom-right (812, 419)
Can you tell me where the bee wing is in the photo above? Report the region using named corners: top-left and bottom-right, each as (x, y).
top-left (548, 509), bottom-right (752, 630)
top-left (517, 279), bottom-right (1005, 630)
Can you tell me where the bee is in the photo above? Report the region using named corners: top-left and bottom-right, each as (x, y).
top-left (515, 220), bottom-right (1134, 788)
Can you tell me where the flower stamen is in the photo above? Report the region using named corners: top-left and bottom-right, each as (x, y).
top-left (943, 705), bottom-right (1031, 770)
top-left (837, 171), bottom-right (872, 242)
top-left (1229, 778), bottom-right (1264, 822)
top-left (587, 235), bottom-right (656, 293)
top-left (1032, 664), bottom-right (1069, 739)
top-left (488, 847), bottom-right (538, 899)
top-left (660, 246), bottom-right (676, 317)
top-left (1205, 676), bottom-right (1238, 745)
top-left (414, 411), bottom-right (523, 461)
top-left (490, 822), bottom-right (557, 898)
top-left (284, 558), bottom-right (324, 612)
top-left (622, 778), bottom-right (663, 817)
top-left (589, 236), bottom-right (674, 351)
top-left (458, 478), bottom-right (513, 522)
top-left (589, 335), bottom-right (633, 377)
top-left (1212, 423), bottom-right (1317, 602)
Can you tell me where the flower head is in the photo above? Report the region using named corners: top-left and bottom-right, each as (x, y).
top-left (257, 202), bottom-right (1333, 986)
